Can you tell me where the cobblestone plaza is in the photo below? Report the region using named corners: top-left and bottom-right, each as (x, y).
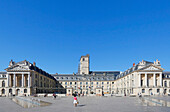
top-left (0, 96), bottom-right (170, 112)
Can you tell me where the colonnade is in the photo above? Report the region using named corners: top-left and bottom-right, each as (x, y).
top-left (138, 72), bottom-right (162, 87)
top-left (7, 72), bottom-right (31, 88)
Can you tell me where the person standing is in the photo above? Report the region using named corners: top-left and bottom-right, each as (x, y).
top-left (73, 94), bottom-right (78, 107)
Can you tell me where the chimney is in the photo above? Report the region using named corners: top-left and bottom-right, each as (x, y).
top-left (56, 73), bottom-right (58, 75)
top-left (133, 63), bottom-right (135, 66)
top-left (73, 72), bottom-right (75, 75)
top-left (86, 54), bottom-right (90, 57)
top-left (33, 62), bottom-right (36, 66)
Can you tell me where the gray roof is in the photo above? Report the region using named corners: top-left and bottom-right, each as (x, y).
top-left (6, 60), bottom-right (56, 81)
top-left (52, 71), bottom-right (120, 81)
top-left (163, 72), bottom-right (170, 78)
top-left (116, 60), bottom-right (154, 79)
top-left (0, 72), bottom-right (7, 74)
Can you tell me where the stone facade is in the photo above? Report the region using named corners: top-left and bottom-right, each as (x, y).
top-left (0, 55), bottom-right (170, 97)
top-left (114, 60), bottom-right (165, 96)
top-left (0, 60), bottom-right (57, 96)
top-left (78, 54), bottom-right (90, 75)
top-left (53, 56), bottom-right (170, 96)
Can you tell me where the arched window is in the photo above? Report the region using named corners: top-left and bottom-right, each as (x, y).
top-left (164, 81), bottom-right (167, 87)
top-left (2, 80), bottom-right (5, 87)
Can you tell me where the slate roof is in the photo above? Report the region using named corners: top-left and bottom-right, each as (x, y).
top-left (163, 72), bottom-right (170, 78)
top-left (0, 72), bottom-right (7, 74)
top-left (116, 60), bottom-right (154, 80)
top-left (6, 60), bottom-right (56, 81)
top-left (51, 71), bottom-right (120, 81)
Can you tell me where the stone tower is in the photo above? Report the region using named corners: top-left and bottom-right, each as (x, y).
top-left (79, 54), bottom-right (90, 75)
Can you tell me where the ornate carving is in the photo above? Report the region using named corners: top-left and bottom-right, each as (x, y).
top-left (144, 66), bottom-right (159, 70)
top-left (8, 65), bottom-right (29, 71)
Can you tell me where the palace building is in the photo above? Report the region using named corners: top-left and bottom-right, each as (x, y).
top-left (52, 55), bottom-right (170, 96)
top-left (0, 60), bottom-right (57, 96)
top-left (0, 55), bottom-right (170, 97)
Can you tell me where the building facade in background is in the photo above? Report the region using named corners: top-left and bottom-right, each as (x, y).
top-left (0, 60), bottom-right (58, 96)
top-left (0, 55), bottom-right (170, 97)
top-left (53, 55), bottom-right (170, 96)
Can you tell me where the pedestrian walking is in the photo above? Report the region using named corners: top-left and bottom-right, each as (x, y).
top-left (73, 94), bottom-right (79, 107)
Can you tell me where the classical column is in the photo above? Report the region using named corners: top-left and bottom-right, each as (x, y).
top-left (139, 73), bottom-right (141, 87)
top-left (145, 73), bottom-right (147, 87)
top-left (13, 73), bottom-right (16, 87)
top-left (31, 72), bottom-right (34, 87)
top-left (129, 75), bottom-right (131, 87)
top-left (160, 73), bottom-right (162, 87)
top-left (28, 72), bottom-right (30, 87)
top-left (22, 73), bottom-right (24, 87)
top-left (153, 73), bottom-right (156, 87)
top-left (7, 73), bottom-right (9, 87)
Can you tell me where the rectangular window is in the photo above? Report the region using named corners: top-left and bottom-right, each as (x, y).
top-left (107, 82), bottom-right (109, 84)
top-left (70, 82), bottom-right (72, 85)
top-left (65, 82), bottom-right (67, 85)
top-left (102, 82), bottom-right (104, 85)
top-left (157, 89), bottom-right (160, 93)
top-left (91, 82), bottom-right (93, 85)
top-left (35, 80), bottom-right (38, 86)
top-left (86, 82), bottom-right (88, 85)
top-left (142, 89), bottom-right (145, 93)
top-left (132, 74), bottom-right (134, 78)
top-left (24, 89), bottom-right (27, 93)
top-left (141, 80), bottom-right (143, 86)
top-left (80, 82), bottom-right (82, 85)
top-left (40, 82), bottom-right (42, 87)
top-left (132, 80), bottom-right (134, 86)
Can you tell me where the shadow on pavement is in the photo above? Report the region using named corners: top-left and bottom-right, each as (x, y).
top-left (78, 104), bottom-right (86, 107)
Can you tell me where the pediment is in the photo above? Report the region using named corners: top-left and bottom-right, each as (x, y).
top-left (5, 65), bottom-right (30, 71)
top-left (139, 64), bottom-right (164, 72)
top-left (144, 66), bottom-right (160, 70)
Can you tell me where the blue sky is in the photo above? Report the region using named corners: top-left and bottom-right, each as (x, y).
top-left (0, 0), bottom-right (170, 74)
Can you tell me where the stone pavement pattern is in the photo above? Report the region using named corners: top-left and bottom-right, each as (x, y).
top-left (0, 96), bottom-right (170, 112)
